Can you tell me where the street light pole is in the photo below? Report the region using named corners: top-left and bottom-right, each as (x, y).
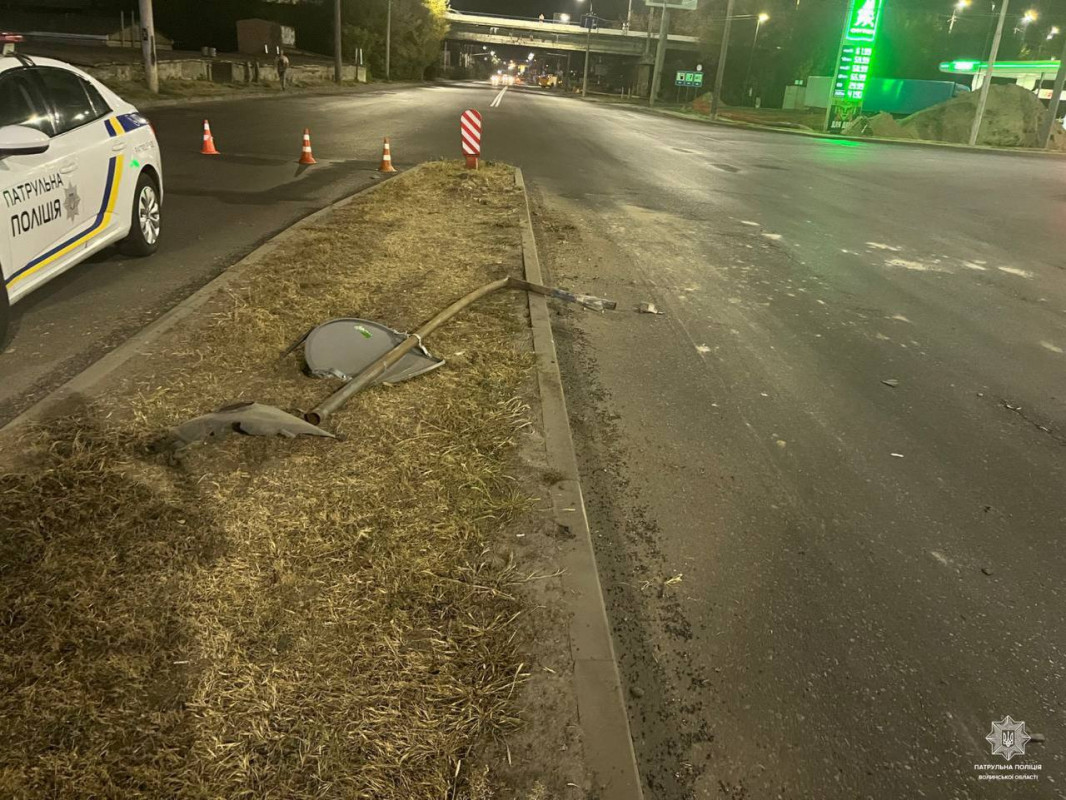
top-left (969, 0), bottom-right (1009, 146)
top-left (137, 0), bottom-right (158, 93)
top-left (742, 14), bottom-right (767, 106)
top-left (582, 20), bottom-right (591, 96)
top-left (1039, 29), bottom-right (1066, 147)
top-left (710, 0), bottom-right (736, 118)
top-left (645, 5), bottom-right (655, 55)
top-left (386, 0), bottom-right (392, 80)
top-left (649, 4), bottom-right (669, 105)
top-left (333, 0), bottom-right (342, 82)
top-left (581, 0), bottom-right (594, 97)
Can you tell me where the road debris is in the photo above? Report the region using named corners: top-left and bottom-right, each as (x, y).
top-left (304, 277), bottom-right (615, 425)
top-left (981, 567), bottom-right (994, 576)
top-left (882, 379), bottom-right (900, 388)
top-left (166, 401), bottom-right (336, 451)
top-left (296, 317), bottom-right (444, 383)
top-left (174, 276), bottom-right (616, 439)
top-left (638, 302), bottom-right (664, 315)
top-left (890, 452), bottom-right (905, 458)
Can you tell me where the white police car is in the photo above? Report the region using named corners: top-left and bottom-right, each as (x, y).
top-left (0, 49), bottom-right (162, 344)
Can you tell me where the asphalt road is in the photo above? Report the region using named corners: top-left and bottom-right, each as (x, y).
top-left (517, 95), bottom-right (1066, 798)
top-left (4, 82), bottom-right (1064, 798)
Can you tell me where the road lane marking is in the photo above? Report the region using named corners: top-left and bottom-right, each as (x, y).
top-left (997, 266), bottom-right (1033, 278)
top-left (490, 85), bottom-right (509, 107)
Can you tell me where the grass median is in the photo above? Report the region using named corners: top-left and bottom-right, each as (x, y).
top-left (0, 162), bottom-right (541, 799)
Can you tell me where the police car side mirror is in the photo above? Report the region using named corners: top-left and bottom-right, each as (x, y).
top-left (0, 125), bottom-right (50, 158)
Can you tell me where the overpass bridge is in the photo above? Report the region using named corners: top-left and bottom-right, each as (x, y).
top-left (444, 10), bottom-right (700, 56)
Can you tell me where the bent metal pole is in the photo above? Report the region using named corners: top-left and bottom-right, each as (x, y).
top-left (969, 0), bottom-right (1009, 147)
top-left (305, 277), bottom-right (615, 425)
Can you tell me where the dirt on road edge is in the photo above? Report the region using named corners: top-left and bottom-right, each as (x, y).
top-left (0, 161), bottom-right (590, 799)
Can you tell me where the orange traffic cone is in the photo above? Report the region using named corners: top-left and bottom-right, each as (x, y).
top-left (378, 137), bottom-right (397, 173)
top-left (201, 119), bottom-right (220, 155)
top-left (298, 128), bottom-right (317, 165)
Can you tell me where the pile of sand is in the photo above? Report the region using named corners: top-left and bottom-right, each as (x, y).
top-left (897, 83), bottom-right (1066, 149)
top-left (843, 111), bottom-right (918, 139)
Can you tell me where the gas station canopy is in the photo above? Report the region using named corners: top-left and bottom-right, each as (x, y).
top-left (939, 59), bottom-right (1062, 94)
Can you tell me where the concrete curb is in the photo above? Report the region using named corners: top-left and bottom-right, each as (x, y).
top-left (582, 95), bottom-right (1066, 159)
top-left (0, 166), bottom-right (422, 434)
top-left (514, 168), bottom-right (645, 800)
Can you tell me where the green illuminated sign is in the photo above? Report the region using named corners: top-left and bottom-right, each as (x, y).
top-left (846, 0), bottom-right (884, 43)
top-left (831, 0), bottom-right (884, 104)
top-left (834, 44), bottom-right (874, 100)
top-left (674, 70), bottom-right (704, 87)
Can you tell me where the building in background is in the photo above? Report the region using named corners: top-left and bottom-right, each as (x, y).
top-left (237, 18), bottom-right (297, 56)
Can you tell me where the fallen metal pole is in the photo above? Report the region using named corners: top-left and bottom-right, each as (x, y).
top-left (305, 277), bottom-right (614, 425)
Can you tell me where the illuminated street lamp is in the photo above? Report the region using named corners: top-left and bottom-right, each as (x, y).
top-left (559, 12), bottom-right (570, 22)
top-left (1017, 8), bottom-right (1037, 41)
top-left (1048, 25), bottom-right (1060, 40)
top-left (949, 0), bottom-right (970, 34)
top-left (742, 13), bottom-right (770, 105)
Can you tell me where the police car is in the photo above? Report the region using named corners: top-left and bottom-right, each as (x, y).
top-left (0, 47), bottom-right (162, 344)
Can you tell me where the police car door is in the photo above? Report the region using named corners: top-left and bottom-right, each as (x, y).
top-left (0, 66), bottom-right (67, 301)
top-left (7, 66), bottom-right (116, 297)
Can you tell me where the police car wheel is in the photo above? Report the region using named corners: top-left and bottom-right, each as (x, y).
top-left (0, 281), bottom-right (10, 351)
top-left (120, 173), bottom-right (161, 257)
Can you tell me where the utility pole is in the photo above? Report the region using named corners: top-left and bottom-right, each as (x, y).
top-left (582, 23), bottom-right (591, 96)
top-left (1039, 30), bottom-right (1066, 147)
top-left (742, 14), bottom-right (766, 106)
top-left (582, 5), bottom-right (594, 97)
top-left (386, 0), bottom-right (392, 80)
top-left (710, 0), bottom-right (736, 118)
top-left (137, 0), bottom-right (158, 93)
top-left (649, 5), bottom-right (669, 106)
top-left (333, 0), bottom-right (343, 82)
top-left (969, 0), bottom-right (1009, 146)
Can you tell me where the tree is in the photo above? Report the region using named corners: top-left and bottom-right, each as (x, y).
top-left (340, 0), bottom-right (448, 79)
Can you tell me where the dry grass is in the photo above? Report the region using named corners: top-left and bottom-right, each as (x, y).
top-left (0, 161), bottom-right (540, 799)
